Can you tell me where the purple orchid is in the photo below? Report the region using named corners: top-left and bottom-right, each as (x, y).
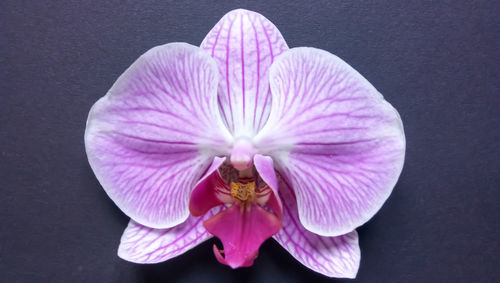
top-left (85, 9), bottom-right (405, 278)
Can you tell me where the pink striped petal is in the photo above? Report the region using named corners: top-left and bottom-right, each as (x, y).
top-left (118, 207), bottom-right (222, 263)
top-left (201, 9), bottom-right (288, 137)
top-left (85, 43), bottom-right (233, 229)
top-left (273, 177), bottom-right (360, 278)
top-left (256, 48), bottom-right (405, 236)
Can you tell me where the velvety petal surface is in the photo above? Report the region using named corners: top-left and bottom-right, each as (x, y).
top-left (118, 207), bottom-right (222, 263)
top-left (201, 9), bottom-right (288, 137)
top-left (204, 203), bottom-right (282, 268)
top-left (85, 43), bottom-right (232, 228)
top-left (255, 47), bottom-right (406, 236)
top-left (273, 177), bottom-right (360, 278)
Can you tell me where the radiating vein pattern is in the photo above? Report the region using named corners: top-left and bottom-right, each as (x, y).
top-left (85, 43), bottom-right (232, 229)
top-left (119, 207), bottom-right (222, 263)
top-left (257, 48), bottom-right (406, 236)
top-left (273, 177), bottom-right (359, 278)
top-left (201, 9), bottom-right (288, 137)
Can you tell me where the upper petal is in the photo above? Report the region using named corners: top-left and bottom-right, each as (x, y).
top-left (201, 9), bottom-right (288, 137)
top-left (273, 176), bottom-right (360, 278)
top-left (255, 47), bottom-right (405, 236)
top-left (85, 43), bottom-right (232, 229)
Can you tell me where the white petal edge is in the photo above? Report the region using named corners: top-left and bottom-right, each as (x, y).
top-left (118, 207), bottom-right (222, 263)
top-left (273, 176), bottom-right (360, 278)
top-left (256, 47), bottom-right (405, 236)
top-left (85, 43), bottom-right (233, 229)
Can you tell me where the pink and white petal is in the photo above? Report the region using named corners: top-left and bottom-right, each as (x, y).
top-left (256, 47), bottom-right (405, 236)
top-left (254, 154), bottom-right (278, 192)
top-left (85, 43), bottom-right (233, 229)
top-left (118, 207), bottom-right (222, 263)
top-left (201, 9), bottom-right (288, 137)
top-left (254, 154), bottom-right (282, 217)
top-left (273, 177), bottom-right (360, 278)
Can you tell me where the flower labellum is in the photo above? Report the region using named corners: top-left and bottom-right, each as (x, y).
top-left (85, 9), bottom-right (405, 278)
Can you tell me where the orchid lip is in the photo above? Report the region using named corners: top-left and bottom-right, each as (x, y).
top-left (189, 159), bottom-right (283, 219)
top-left (188, 158), bottom-right (284, 268)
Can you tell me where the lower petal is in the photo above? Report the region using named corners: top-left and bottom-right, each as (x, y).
top-left (273, 177), bottom-right (360, 278)
top-left (118, 207), bottom-right (222, 263)
top-left (203, 203), bottom-right (282, 268)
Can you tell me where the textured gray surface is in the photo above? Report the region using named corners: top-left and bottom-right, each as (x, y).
top-left (1, 1), bottom-right (499, 282)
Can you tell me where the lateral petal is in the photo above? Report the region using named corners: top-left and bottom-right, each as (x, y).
top-left (201, 9), bottom-right (288, 137)
top-left (273, 177), bottom-right (360, 278)
top-left (85, 43), bottom-right (232, 229)
top-left (256, 47), bottom-right (405, 236)
top-left (118, 207), bottom-right (222, 263)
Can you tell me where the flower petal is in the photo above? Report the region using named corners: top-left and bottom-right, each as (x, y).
top-left (201, 9), bottom-right (288, 137)
top-left (254, 154), bottom-right (278, 192)
top-left (189, 157), bottom-right (230, 217)
top-left (118, 207), bottom-right (222, 263)
top-left (273, 177), bottom-right (360, 278)
top-left (254, 154), bottom-right (282, 218)
top-left (255, 47), bottom-right (405, 236)
top-left (85, 43), bottom-right (233, 229)
top-left (204, 203), bottom-right (282, 268)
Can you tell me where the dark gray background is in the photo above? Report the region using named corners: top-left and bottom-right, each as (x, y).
top-left (1, 1), bottom-right (499, 282)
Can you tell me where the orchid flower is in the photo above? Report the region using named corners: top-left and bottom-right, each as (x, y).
top-left (85, 9), bottom-right (405, 278)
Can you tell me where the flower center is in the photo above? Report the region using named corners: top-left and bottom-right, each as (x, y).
top-left (230, 138), bottom-right (255, 171)
top-left (230, 181), bottom-right (255, 202)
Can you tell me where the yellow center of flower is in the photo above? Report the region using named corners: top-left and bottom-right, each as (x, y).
top-left (230, 181), bottom-right (255, 202)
